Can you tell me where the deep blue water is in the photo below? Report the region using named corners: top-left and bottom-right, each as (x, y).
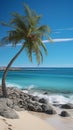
top-left (0, 68), bottom-right (73, 104)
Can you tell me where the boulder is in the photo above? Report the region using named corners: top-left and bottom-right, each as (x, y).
top-left (60, 111), bottom-right (70, 117)
top-left (46, 109), bottom-right (56, 114)
top-left (41, 104), bottom-right (56, 114)
top-left (0, 103), bottom-right (19, 119)
top-left (6, 98), bottom-right (13, 108)
top-left (0, 98), bottom-right (13, 108)
top-left (35, 105), bottom-right (42, 112)
top-left (31, 96), bottom-right (39, 101)
top-left (61, 103), bottom-right (73, 109)
top-left (13, 105), bottom-right (24, 111)
top-left (41, 104), bottom-right (51, 111)
top-left (0, 87), bottom-right (56, 116)
top-left (43, 92), bottom-right (48, 95)
top-left (1, 108), bottom-right (19, 119)
top-left (27, 104), bottom-right (36, 111)
top-left (39, 98), bottom-right (47, 104)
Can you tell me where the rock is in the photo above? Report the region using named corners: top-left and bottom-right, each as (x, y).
top-left (27, 104), bottom-right (35, 111)
top-left (1, 108), bottom-right (19, 119)
top-left (31, 96), bottom-right (39, 101)
top-left (0, 98), bottom-right (13, 108)
top-left (27, 103), bottom-right (43, 112)
top-left (12, 98), bottom-right (18, 105)
top-left (46, 109), bottom-right (56, 114)
top-left (19, 93), bottom-right (24, 99)
top-left (61, 103), bottom-right (73, 109)
top-left (39, 98), bottom-right (47, 104)
top-left (13, 105), bottom-right (24, 111)
top-left (23, 93), bottom-right (29, 98)
top-left (18, 99), bottom-right (24, 106)
top-left (43, 92), bottom-right (48, 95)
top-left (25, 98), bottom-right (42, 112)
top-left (0, 103), bottom-right (19, 119)
top-left (23, 104), bottom-right (28, 110)
top-left (60, 111), bottom-right (70, 117)
top-left (6, 99), bottom-right (13, 108)
top-left (41, 104), bottom-right (56, 114)
top-left (41, 104), bottom-right (51, 111)
top-left (0, 87), bottom-right (56, 116)
top-left (35, 105), bottom-right (42, 112)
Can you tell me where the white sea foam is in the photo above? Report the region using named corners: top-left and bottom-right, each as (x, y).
top-left (0, 80), bottom-right (73, 105)
top-left (32, 92), bottom-right (49, 99)
top-left (48, 95), bottom-right (69, 104)
top-left (0, 80), bottom-right (22, 88)
top-left (69, 95), bottom-right (73, 104)
top-left (27, 84), bottom-right (35, 90)
top-left (6, 82), bottom-right (73, 105)
top-left (6, 82), bottom-right (22, 89)
top-left (31, 91), bottom-right (73, 105)
top-left (22, 90), bottom-right (28, 94)
top-left (23, 84), bottom-right (37, 93)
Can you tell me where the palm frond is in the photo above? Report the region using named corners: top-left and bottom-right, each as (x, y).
top-left (0, 3), bottom-right (52, 65)
top-left (1, 21), bottom-right (19, 30)
top-left (38, 38), bottom-right (48, 55)
top-left (0, 37), bottom-right (10, 46)
top-left (48, 36), bottom-right (53, 42)
top-left (10, 13), bottom-right (28, 33)
top-left (24, 4), bottom-right (41, 29)
top-left (24, 4), bottom-right (32, 18)
top-left (36, 47), bottom-right (43, 64)
top-left (36, 25), bottom-right (50, 33)
top-left (24, 42), bottom-right (33, 62)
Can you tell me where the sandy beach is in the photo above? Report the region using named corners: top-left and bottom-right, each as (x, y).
top-left (0, 110), bottom-right (73, 130)
top-left (0, 87), bottom-right (73, 130)
top-left (0, 111), bottom-right (56, 130)
top-left (30, 107), bottom-right (73, 130)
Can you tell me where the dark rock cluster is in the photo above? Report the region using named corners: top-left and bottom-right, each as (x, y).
top-left (60, 103), bottom-right (73, 109)
top-left (0, 87), bottom-right (72, 119)
top-left (7, 87), bottom-right (56, 114)
top-left (0, 87), bottom-right (56, 118)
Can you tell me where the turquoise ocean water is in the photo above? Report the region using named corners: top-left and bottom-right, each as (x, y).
top-left (0, 68), bottom-right (73, 105)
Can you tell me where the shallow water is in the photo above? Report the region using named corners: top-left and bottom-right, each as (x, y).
top-left (0, 68), bottom-right (73, 104)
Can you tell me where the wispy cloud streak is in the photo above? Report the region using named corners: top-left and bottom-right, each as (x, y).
top-left (43, 38), bottom-right (73, 43)
top-left (55, 27), bottom-right (73, 31)
top-left (0, 38), bottom-right (73, 47)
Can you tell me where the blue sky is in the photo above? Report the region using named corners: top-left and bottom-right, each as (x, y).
top-left (0, 0), bottom-right (73, 67)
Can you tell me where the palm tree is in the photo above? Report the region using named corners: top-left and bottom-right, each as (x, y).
top-left (0, 4), bottom-right (51, 97)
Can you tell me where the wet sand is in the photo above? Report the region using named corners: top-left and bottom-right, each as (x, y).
top-left (29, 107), bottom-right (73, 130)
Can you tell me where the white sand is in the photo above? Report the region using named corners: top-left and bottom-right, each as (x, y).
top-left (30, 110), bottom-right (73, 130)
top-left (0, 111), bottom-right (56, 130)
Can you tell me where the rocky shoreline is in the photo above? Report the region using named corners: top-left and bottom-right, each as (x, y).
top-left (0, 87), bottom-right (73, 119)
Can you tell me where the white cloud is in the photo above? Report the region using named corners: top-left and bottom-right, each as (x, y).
top-left (53, 27), bottom-right (73, 34)
top-left (43, 38), bottom-right (73, 43)
top-left (55, 27), bottom-right (73, 31)
top-left (1, 38), bottom-right (73, 47)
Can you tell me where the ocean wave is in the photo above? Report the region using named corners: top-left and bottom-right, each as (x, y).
top-left (48, 95), bottom-right (69, 104)
top-left (32, 91), bottom-right (49, 99)
top-left (49, 94), bottom-right (73, 104)
top-left (31, 91), bottom-right (73, 105)
top-left (0, 80), bottom-right (73, 105)
top-left (22, 84), bottom-right (37, 94)
top-left (6, 82), bottom-right (22, 89)
top-left (27, 84), bottom-right (36, 90)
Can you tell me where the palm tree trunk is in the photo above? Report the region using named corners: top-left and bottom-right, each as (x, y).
top-left (2, 45), bottom-right (25, 98)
